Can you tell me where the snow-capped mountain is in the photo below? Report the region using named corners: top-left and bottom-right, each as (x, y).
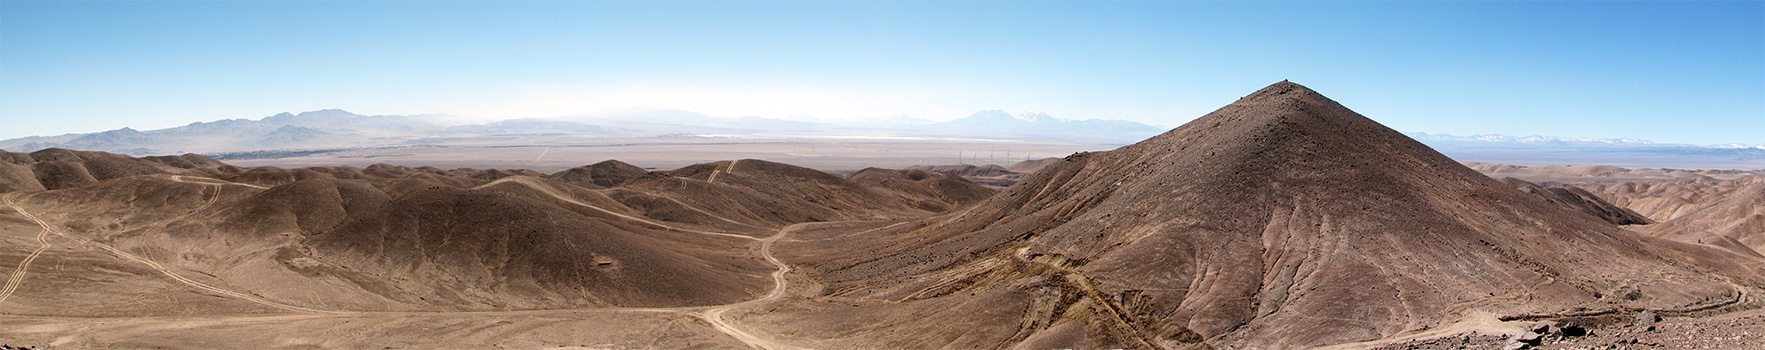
top-left (1708, 143), bottom-right (1765, 150)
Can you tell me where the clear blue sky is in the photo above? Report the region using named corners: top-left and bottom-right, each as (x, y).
top-left (3, 1), bottom-right (1761, 144)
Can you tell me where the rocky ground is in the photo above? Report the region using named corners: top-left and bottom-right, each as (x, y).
top-left (1377, 309), bottom-right (1765, 350)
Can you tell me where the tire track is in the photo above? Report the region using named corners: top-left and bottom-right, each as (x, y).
top-left (2, 190), bottom-right (336, 314)
top-left (476, 177), bottom-right (764, 241)
top-left (0, 193), bottom-right (53, 305)
top-left (3, 175), bottom-right (867, 350)
top-left (169, 175), bottom-right (269, 190)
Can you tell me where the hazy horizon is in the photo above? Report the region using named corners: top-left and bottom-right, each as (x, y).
top-left (3, 1), bottom-right (1761, 144)
top-left (5, 106), bottom-right (1763, 149)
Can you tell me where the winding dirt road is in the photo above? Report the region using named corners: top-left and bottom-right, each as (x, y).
top-left (486, 176), bottom-right (802, 349)
top-left (2, 175), bottom-right (816, 349)
top-left (697, 223), bottom-right (804, 350)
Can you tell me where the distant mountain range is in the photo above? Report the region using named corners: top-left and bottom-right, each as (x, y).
top-left (0, 108), bottom-right (1166, 156)
top-left (1408, 132), bottom-right (1765, 149)
top-left (5, 108), bottom-right (1760, 170)
top-left (1406, 132), bottom-right (1765, 169)
top-left (0, 110), bottom-right (442, 156)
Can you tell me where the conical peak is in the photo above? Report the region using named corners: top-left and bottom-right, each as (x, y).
top-left (1239, 80), bottom-right (1322, 103)
top-left (1135, 80), bottom-right (1368, 147)
top-left (1114, 80), bottom-right (1460, 180)
top-left (1210, 80), bottom-right (1385, 135)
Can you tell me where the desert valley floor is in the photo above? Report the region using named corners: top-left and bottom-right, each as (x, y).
top-left (3, 82), bottom-right (1765, 349)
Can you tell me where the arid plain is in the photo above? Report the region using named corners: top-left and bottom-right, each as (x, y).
top-left (4, 82), bottom-right (1765, 349)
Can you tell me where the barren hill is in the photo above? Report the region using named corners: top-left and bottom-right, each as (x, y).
top-left (647, 159), bottom-right (942, 225)
top-left (0, 148), bottom-right (233, 191)
top-left (848, 168), bottom-right (997, 212)
top-left (1501, 177), bottom-right (1653, 226)
top-left (904, 164), bottom-right (1030, 187)
top-left (765, 81), bottom-right (1765, 349)
top-left (1577, 175), bottom-right (1759, 224)
top-left (0, 153), bottom-right (993, 315)
top-left (549, 159), bottom-right (649, 188)
top-left (1637, 178), bottom-right (1765, 256)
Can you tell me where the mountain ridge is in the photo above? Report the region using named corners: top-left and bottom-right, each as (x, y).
top-left (0, 108), bottom-right (1166, 156)
top-left (765, 81), bottom-right (1765, 349)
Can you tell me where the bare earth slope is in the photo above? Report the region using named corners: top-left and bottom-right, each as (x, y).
top-left (1534, 174), bottom-right (1765, 257)
top-left (549, 159), bottom-right (649, 188)
top-left (1501, 178), bottom-right (1654, 226)
top-left (848, 168), bottom-right (997, 212)
top-left (0, 153), bottom-right (990, 316)
top-left (765, 81), bottom-right (1765, 349)
top-left (1639, 179), bottom-right (1765, 256)
top-left (0, 152), bottom-right (999, 347)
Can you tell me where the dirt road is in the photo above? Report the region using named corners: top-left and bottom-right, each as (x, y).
top-left (2, 176), bottom-right (823, 349)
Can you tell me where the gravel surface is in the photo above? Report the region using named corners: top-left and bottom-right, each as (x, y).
top-left (1377, 309), bottom-right (1765, 350)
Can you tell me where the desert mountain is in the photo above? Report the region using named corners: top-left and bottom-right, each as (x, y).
top-left (894, 158), bottom-right (1071, 188)
top-left (548, 159), bottom-right (649, 188)
top-left (0, 110), bottom-right (438, 155)
top-left (905, 164), bottom-right (1015, 178)
top-left (848, 167), bottom-right (996, 212)
top-left (1479, 168), bottom-right (1764, 257)
top-left (0, 150), bottom-right (994, 315)
top-left (1634, 178), bottom-right (1765, 256)
top-left (650, 159), bottom-right (957, 225)
top-left (766, 81), bottom-right (1764, 349)
top-left (1501, 177), bottom-right (1653, 225)
top-left (1, 107), bottom-right (1168, 158)
top-left (0, 148), bottom-right (233, 191)
top-left (1570, 175), bottom-right (1758, 223)
top-left (1006, 157), bottom-right (1063, 173)
top-left (904, 164), bottom-right (1029, 187)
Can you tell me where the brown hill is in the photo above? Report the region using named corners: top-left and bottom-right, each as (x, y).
top-left (1639, 178), bottom-right (1765, 256)
top-left (1578, 175), bottom-right (1757, 224)
top-left (1502, 177), bottom-right (1653, 225)
top-left (768, 81), bottom-right (1764, 349)
top-left (0, 159), bottom-right (45, 192)
top-left (848, 167), bottom-right (997, 211)
top-left (3, 169), bottom-right (774, 312)
top-left (0, 148), bottom-right (234, 192)
top-left (549, 159), bottom-right (649, 188)
top-left (649, 159), bottom-right (937, 224)
top-left (466, 168), bottom-right (546, 181)
top-left (906, 163), bottom-right (1029, 187)
top-left (1007, 157), bottom-right (1062, 173)
top-left (0, 154), bottom-right (986, 315)
top-left (303, 175), bottom-right (774, 309)
top-left (905, 164), bottom-right (1015, 178)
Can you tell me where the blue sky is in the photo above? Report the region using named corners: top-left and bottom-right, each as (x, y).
top-left (2, 1), bottom-right (1761, 145)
